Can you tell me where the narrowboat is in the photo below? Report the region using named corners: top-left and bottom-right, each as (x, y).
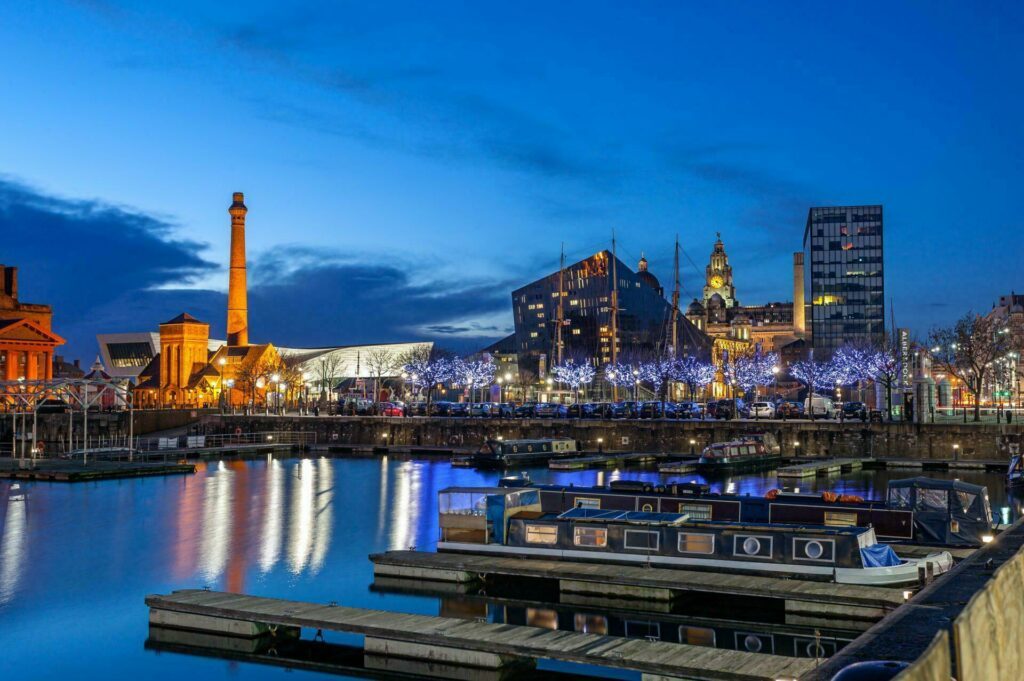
top-left (698, 438), bottom-right (782, 472)
top-left (437, 487), bottom-right (953, 586)
top-left (470, 438), bottom-right (578, 468)
top-left (1008, 455), bottom-right (1024, 488)
top-left (515, 476), bottom-right (995, 546)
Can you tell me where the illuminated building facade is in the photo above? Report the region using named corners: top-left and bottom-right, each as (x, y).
top-left (511, 251), bottom-right (708, 379)
top-left (685, 236), bottom-right (805, 353)
top-left (804, 205), bottom-right (885, 354)
top-left (0, 265), bottom-right (64, 382)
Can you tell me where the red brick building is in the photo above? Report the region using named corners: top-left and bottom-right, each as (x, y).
top-left (0, 265), bottom-right (64, 381)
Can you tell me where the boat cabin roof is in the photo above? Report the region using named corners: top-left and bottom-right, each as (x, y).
top-left (558, 508), bottom-right (691, 525)
top-left (440, 486), bottom-right (529, 495)
top-left (490, 438), bottom-right (574, 445)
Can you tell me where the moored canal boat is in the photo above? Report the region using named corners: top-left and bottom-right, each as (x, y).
top-left (436, 487), bottom-right (953, 586)
top-left (470, 438), bottom-right (578, 468)
top-left (698, 438), bottom-right (782, 472)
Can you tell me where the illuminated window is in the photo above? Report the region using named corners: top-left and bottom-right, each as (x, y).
top-left (824, 511), bottom-right (858, 527)
top-left (573, 527), bottom-right (607, 547)
top-left (680, 626), bottom-right (715, 646)
top-left (572, 329), bottom-right (581, 335)
top-left (525, 525), bottom-right (559, 545)
top-left (678, 533), bottom-right (715, 554)
top-left (530, 332), bottom-right (538, 338)
top-left (679, 503), bottom-right (712, 520)
top-left (574, 497), bottom-right (600, 509)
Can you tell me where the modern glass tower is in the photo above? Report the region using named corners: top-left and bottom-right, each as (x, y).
top-left (803, 205), bottom-right (885, 354)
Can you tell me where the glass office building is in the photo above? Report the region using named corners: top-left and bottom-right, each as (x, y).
top-left (803, 205), bottom-right (885, 354)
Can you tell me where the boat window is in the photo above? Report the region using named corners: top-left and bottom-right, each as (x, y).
top-left (916, 489), bottom-right (948, 512)
top-left (526, 524), bottom-right (559, 545)
top-left (573, 527), bottom-right (608, 548)
top-left (641, 503), bottom-right (654, 512)
top-left (679, 503), bottom-right (712, 520)
top-left (955, 491), bottom-right (977, 514)
top-left (824, 511), bottom-right (858, 527)
top-left (574, 614), bottom-right (608, 635)
top-left (888, 487), bottom-right (913, 509)
top-left (575, 497), bottom-right (600, 510)
top-left (678, 533), bottom-right (715, 554)
top-left (679, 626), bottom-right (715, 647)
top-left (625, 621), bottom-right (660, 639)
top-left (624, 530), bottom-right (659, 551)
top-left (439, 492), bottom-right (487, 516)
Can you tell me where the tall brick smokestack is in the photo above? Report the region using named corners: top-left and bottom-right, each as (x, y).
top-left (227, 192), bottom-right (248, 346)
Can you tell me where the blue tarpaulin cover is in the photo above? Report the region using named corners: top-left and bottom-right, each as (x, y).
top-left (860, 543), bottom-right (901, 568)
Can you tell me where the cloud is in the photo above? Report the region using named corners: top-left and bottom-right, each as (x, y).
top-left (0, 177), bottom-right (511, 358)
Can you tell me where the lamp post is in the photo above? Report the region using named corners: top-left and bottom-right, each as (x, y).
top-left (771, 365), bottom-right (780, 403)
top-left (504, 371), bottom-right (513, 403)
top-left (217, 357), bottom-right (227, 413)
top-left (689, 438), bottom-right (696, 456)
top-left (225, 379), bottom-right (235, 414)
top-left (953, 442), bottom-right (960, 462)
top-left (597, 436), bottom-right (604, 453)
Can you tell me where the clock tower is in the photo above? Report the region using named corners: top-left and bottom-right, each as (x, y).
top-left (703, 233), bottom-right (738, 308)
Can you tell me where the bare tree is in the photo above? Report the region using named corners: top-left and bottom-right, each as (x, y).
top-left (235, 353), bottom-right (282, 411)
top-left (312, 352), bottom-right (346, 402)
top-left (929, 312), bottom-right (1021, 422)
top-left (365, 348), bottom-right (400, 405)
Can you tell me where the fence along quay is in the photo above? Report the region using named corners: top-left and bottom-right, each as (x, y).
top-left (145, 589), bottom-right (816, 681)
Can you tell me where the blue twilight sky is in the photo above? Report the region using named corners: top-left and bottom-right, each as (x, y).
top-left (1, 1), bottom-right (1022, 359)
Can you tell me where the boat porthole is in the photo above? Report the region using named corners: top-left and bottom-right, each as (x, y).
top-left (804, 541), bottom-right (824, 560)
top-left (743, 635), bottom-right (762, 653)
top-left (642, 504), bottom-right (653, 512)
top-left (806, 642), bottom-right (826, 658)
top-left (742, 537), bottom-right (761, 555)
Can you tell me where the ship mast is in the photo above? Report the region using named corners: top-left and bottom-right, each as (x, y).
top-left (671, 234), bottom-right (680, 357)
top-left (556, 243), bottom-right (565, 365)
top-left (610, 230), bottom-right (619, 400)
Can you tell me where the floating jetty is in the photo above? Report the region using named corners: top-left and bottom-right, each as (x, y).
top-left (657, 458), bottom-right (700, 474)
top-left (777, 458), bottom-right (865, 479)
top-left (548, 452), bottom-right (664, 470)
top-left (146, 589), bottom-right (816, 681)
top-left (371, 550), bottom-right (906, 622)
top-left (0, 458), bottom-right (194, 482)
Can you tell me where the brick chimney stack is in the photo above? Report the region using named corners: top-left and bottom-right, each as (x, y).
top-left (226, 192), bottom-right (249, 346)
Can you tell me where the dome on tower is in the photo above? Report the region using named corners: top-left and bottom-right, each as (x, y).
top-left (687, 298), bottom-right (705, 315)
top-left (636, 253), bottom-right (662, 293)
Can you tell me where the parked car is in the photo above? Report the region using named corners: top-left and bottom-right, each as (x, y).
top-left (469, 403), bottom-right (493, 417)
top-left (380, 402), bottom-right (404, 417)
top-left (430, 401), bottom-right (455, 416)
top-left (805, 395), bottom-right (838, 419)
top-left (493, 402), bottom-right (516, 418)
top-left (567, 403), bottom-right (593, 418)
top-left (449, 402), bottom-right (470, 417)
top-left (514, 402), bottom-right (538, 418)
top-left (775, 400), bottom-right (804, 418)
top-left (534, 402), bottom-right (568, 418)
top-left (639, 401), bottom-right (676, 418)
top-left (709, 398), bottom-right (747, 419)
top-left (409, 401), bottom-right (428, 416)
top-left (675, 401), bottom-right (702, 419)
top-left (749, 401), bottom-right (776, 419)
top-left (842, 401), bottom-right (868, 420)
top-left (610, 401), bottom-right (639, 418)
top-left (588, 402), bottom-right (613, 419)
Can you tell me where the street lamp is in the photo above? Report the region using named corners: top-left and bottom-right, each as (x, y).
top-left (597, 436), bottom-right (604, 453)
top-left (953, 443), bottom-right (960, 461)
top-left (225, 379), bottom-right (235, 414)
top-left (689, 438), bottom-right (696, 456)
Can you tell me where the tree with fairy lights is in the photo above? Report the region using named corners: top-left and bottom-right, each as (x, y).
top-left (675, 355), bottom-right (716, 402)
top-left (732, 350), bottom-right (781, 397)
top-left (637, 355), bottom-right (679, 416)
top-left (603, 360), bottom-right (640, 400)
top-left (789, 350), bottom-right (838, 420)
top-left (552, 358), bottom-right (596, 402)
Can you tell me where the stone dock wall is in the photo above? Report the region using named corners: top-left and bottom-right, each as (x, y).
top-left (198, 415), bottom-right (1023, 462)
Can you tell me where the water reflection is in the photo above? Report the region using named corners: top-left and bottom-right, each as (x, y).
top-left (0, 495), bottom-right (27, 605)
top-left (197, 461), bottom-right (233, 582)
top-left (258, 458), bottom-right (283, 573)
top-left (388, 461), bottom-right (422, 550)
